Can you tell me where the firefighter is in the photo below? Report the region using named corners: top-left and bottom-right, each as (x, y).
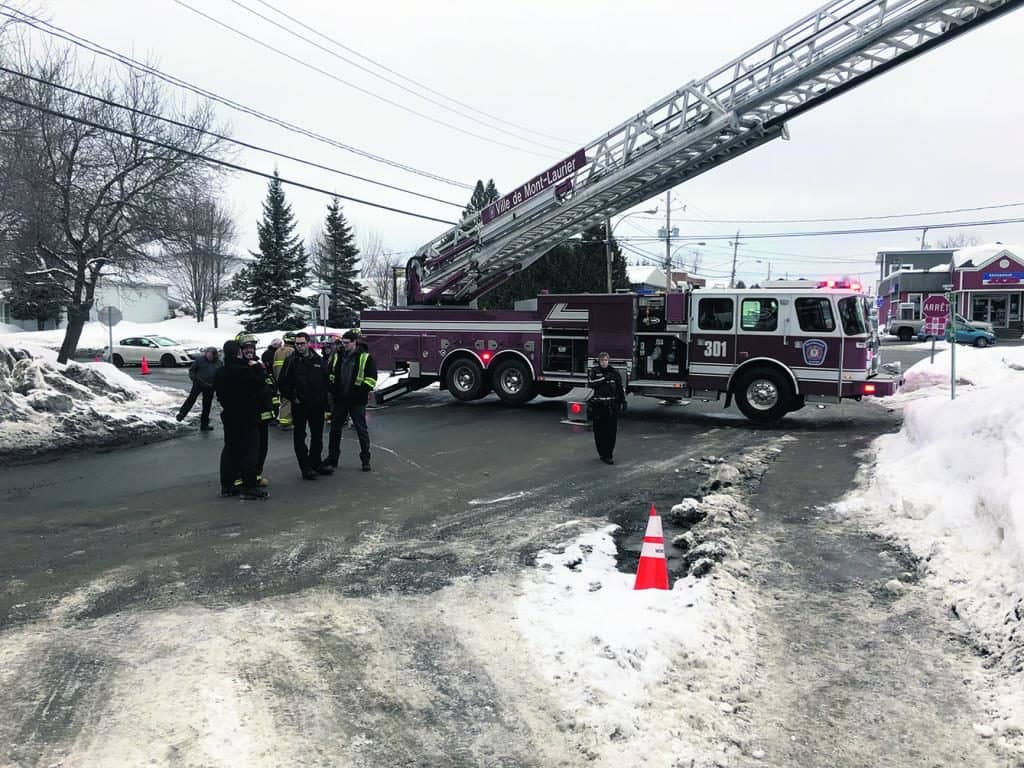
top-left (262, 337), bottom-right (282, 370)
top-left (325, 329), bottom-right (377, 472)
top-left (240, 334), bottom-right (277, 487)
top-left (214, 339), bottom-right (267, 500)
top-left (277, 331), bottom-right (333, 480)
top-left (588, 352), bottom-right (626, 465)
top-left (273, 332), bottom-right (296, 430)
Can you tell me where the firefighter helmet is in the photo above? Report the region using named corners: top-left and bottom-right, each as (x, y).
top-left (283, 332), bottom-right (296, 345)
top-left (238, 333), bottom-right (258, 348)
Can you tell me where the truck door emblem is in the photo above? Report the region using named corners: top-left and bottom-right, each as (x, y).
top-left (802, 339), bottom-right (827, 366)
top-left (545, 303), bottom-right (589, 322)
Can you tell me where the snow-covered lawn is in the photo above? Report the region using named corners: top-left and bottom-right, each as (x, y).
top-left (0, 312), bottom-right (353, 356)
top-left (838, 344), bottom-right (1024, 735)
top-left (0, 343), bottom-right (186, 460)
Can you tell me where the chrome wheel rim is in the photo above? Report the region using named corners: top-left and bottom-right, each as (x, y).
top-left (500, 368), bottom-right (523, 394)
top-left (454, 366), bottom-right (475, 392)
top-left (746, 379), bottom-right (780, 411)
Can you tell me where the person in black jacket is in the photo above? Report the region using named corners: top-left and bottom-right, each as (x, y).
top-left (277, 331), bottom-right (332, 480)
top-left (240, 334), bottom-right (278, 487)
top-left (588, 352), bottom-right (627, 465)
top-left (214, 339), bottom-right (267, 499)
top-left (177, 347), bottom-right (222, 429)
top-left (325, 330), bottom-right (377, 471)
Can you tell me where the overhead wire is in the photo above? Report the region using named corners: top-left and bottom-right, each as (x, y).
top-left (0, 6), bottom-right (473, 190)
top-left (170, 0), bottom-right (558, 159)
top-left (226, 0), bottom-right (571, 152)
top-left (252, 0), bottom-right (575, 146)
top-left (0, 64), bottom-right (465, 209)
top-left (0, 90), bottom-right (459, 225)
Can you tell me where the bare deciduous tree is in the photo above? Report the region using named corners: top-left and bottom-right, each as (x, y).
top-left (159, 190), bottom-right (237, 325)
top-left (359, 230), bottom-right (399, 308)
top-left (935, 232), bottom-right (980, 250)
top-left (6, 48), bottom-right (230, 362)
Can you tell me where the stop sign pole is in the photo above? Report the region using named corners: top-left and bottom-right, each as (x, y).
top-left (941, 284), bottom-right (956, 401)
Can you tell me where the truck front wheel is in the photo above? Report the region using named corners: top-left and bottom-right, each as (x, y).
top-left (492, 357), bottom-right (535, 405)
top-left (734, 368), bottom-right (793, 423)
top-left (445, 358), bottom-right (486, 401)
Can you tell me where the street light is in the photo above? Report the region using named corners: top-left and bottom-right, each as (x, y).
top-left (605, 207), bottom-right (658, 293)
top-left (665, 241), bottom-right (705, 291)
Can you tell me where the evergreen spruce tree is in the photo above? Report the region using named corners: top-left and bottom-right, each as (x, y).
top-left (236, 172), bottom-right (309, 332)
top-left (462, 178), bottom-right (500, 218)
top-left (311, 197), bottom-right (368, 328)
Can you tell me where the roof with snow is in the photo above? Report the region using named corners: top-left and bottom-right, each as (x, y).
top-left (952, 243), bottom-right (1024, 269)
top-left (627, 265), bottom-right (668, 287)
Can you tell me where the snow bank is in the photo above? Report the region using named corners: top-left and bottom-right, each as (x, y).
top-left (838, 340), bottom-right (1024, 729)
top-left (0, 344), bottom-right (185, 460)
top-left (513, 444), bottom-right (789, 765)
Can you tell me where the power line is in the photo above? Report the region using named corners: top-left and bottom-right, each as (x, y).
top-left (252, 0), bottom-right (575, 147)
top-left (609, 217), bottom-right (1024, 241)
top-left (629, 200), bottom-right (1024, 225)
top-left (0, 90), bottom-right (459, 226)
top-left (0, 6), bottom-right (473, 190)
top-left (170, 0), bottom-right (557, 159)
top-left (0, 64), bottom-right (464, 210)
top-left (228, 0), bottom-right (570, 152)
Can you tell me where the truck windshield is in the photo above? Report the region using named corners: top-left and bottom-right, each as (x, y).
top-left (838, 296), bottom-right (868, 336)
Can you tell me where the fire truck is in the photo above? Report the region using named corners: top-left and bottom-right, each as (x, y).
top-left (361, 0), bottom-right (1020, 421)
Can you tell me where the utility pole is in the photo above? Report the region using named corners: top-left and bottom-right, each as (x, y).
top-left (766, 261), bottom-right (772, 281)
top-left (729, 230), bottom-right (741, 288)
top-left (604, 215), bottom-right (613, 293)
top-left (664, 190), bottom-right (672, 292)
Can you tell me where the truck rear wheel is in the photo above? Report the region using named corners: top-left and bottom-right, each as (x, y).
top-left (445, 358), bottom-right (486, 401)
top-left (734, 367), bottom-right (793, 423)
top-left (492, 357), bottom-right (535, 405)
top-left (897, 327), bottom-right (913, 342)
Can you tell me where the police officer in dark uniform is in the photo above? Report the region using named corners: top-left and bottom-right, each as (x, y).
top-left (588, 352), bottom-right (626, 465)
top-left (277, 331), bottom-right (332, 480)
top-left (214, 339), bottom-right (267, 500)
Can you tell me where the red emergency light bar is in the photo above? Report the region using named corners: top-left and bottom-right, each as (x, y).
top-left (818, 280), bottom-right (862, 291)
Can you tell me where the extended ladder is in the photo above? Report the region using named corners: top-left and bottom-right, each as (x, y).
top-left (408, 0), bottom-right (1022, 305)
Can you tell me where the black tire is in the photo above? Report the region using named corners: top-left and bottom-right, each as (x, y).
top-left (897, 327), bottom-right (913, 342)
top-left (786, 394), bottom-right (806, 413)
top-left (112, 354), bottom-right (124, 368)
top-left (491, 357), bottom-right (535, 405)
top-left (445, 358), bottom-right (486, 402)
top-left (975, 337), bottom-right (989, 348)
top-left (734, 367), bottom-right (793, 423)
top-left (160, 354), bottom-right (176, 368)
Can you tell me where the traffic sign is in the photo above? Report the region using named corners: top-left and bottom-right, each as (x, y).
top-left (97, 306), bottom-right (122, 327)
top-left (922, 294), bottom-right (949, 319)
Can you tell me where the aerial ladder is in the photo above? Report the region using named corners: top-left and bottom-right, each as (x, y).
top-left (404, 0), bottom-right (1022, 306)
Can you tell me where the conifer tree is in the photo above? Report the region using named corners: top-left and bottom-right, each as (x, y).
top-left (235, 171), bottom-right (308, 332)
top-left (311, 197), bottom-right (368, 328)
top-left (462, 178), bottom-right (500, 218)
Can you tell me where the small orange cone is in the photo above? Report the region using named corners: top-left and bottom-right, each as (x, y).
top-left (634, 504), bottom-right (669, 590)
top-left (140, 356), bottom-right (151, 375)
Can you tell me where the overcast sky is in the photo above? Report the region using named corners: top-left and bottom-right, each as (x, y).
top-left (30, 0), bottom-right (1024, 287)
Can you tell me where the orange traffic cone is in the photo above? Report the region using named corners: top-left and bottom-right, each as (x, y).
top-left (634, 504), bottom-right (669, 590)
top-left (140, 356), bottom-right (151, 375)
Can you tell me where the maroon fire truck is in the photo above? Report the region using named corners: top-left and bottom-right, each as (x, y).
top-left (363, 284), bottom-right (901, 423)
top-left (356, 0), bottom-right (1012, 420)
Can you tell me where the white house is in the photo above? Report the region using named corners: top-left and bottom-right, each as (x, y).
top-left (0, 277), bottom-right (172, 331)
